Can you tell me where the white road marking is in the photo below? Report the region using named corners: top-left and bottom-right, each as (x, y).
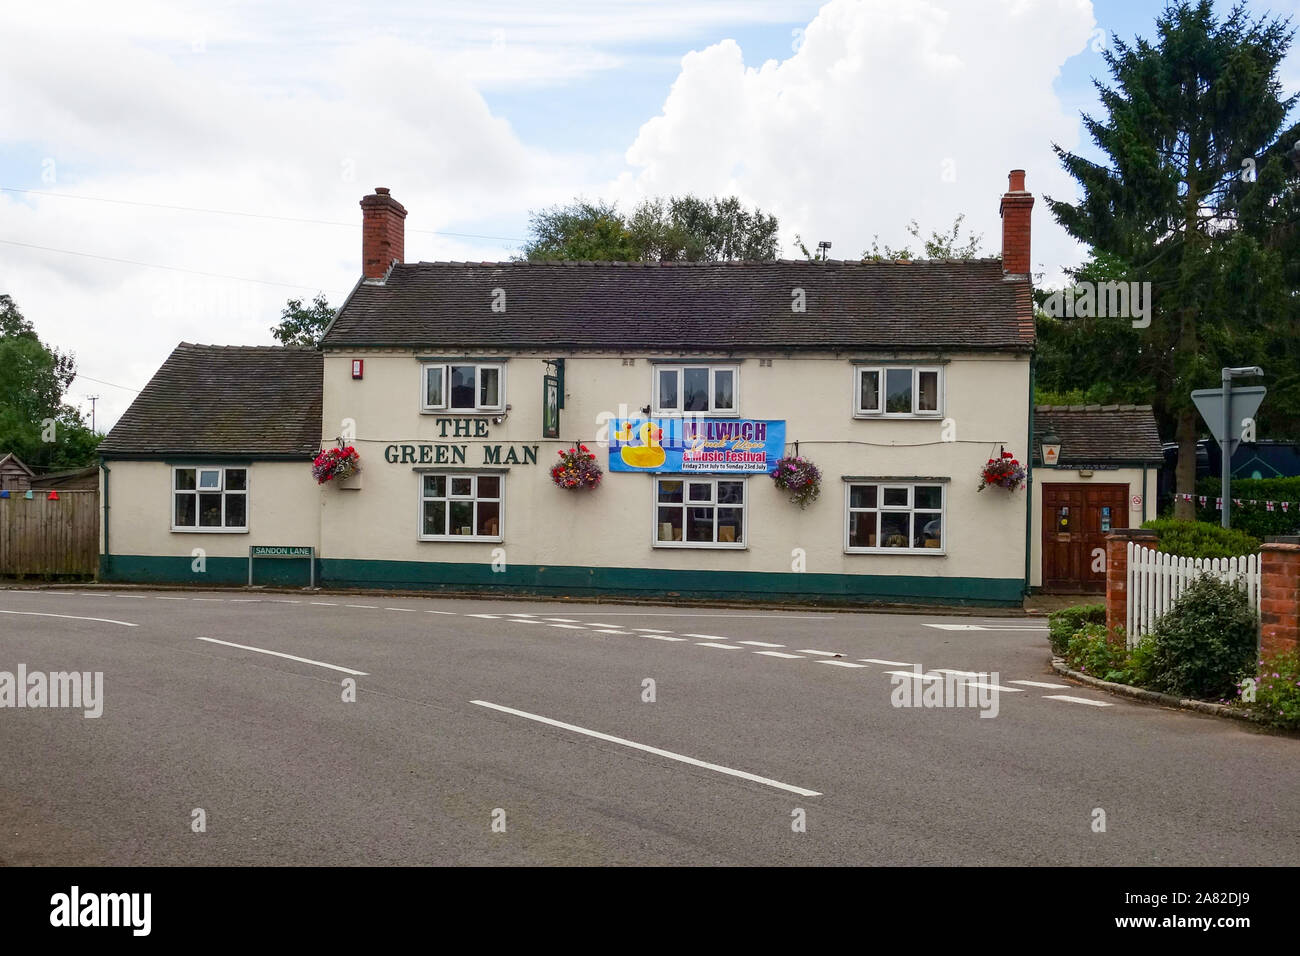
top-left (272, 599), bottom-right (302, 604)
top-left (1044, 695), bottom-right (1113, 707)
top-left (115, 594), bottom-right (148, 599)
top-left (536, 612), bottom-right (833, 620)
top-left (424, 609), bottom-right (456, 615)
top-left (384, 607), bottom-right (417, 613)
top-left (682, 633), bottom-right (729, 640)
top-left (935, 668), bottom-right (985, 677)
top-left (593, 629), bottom-right (631, 635)
top-left (959, 681), bottom-right (1023, 693)
top-left (548, 624), bottom-right (586, 630)
top-left (754, 651), bottom-right (803, 659)
top-left (230, 599), bottom-right (261, 603)
top-left (582, 623), bottom-right (622, 628)
top-left (885, 670), bottom-right (941, 681)
top-left (155, 596), bottom-right (189, 601)
top-left (471, 700), bottom-right (822, 797)
top-left (345, 604), bottom-right (378, 609)
top-left (695, 642), bottom-right (742, 650)
top-left (466, 613), bottom-right (500, 619)
top-left (797, 649), bottom-right (843, 657)
top-left (504, 613), bottom-right (536, 617)
top-left (923, 624), bottom-right (984, 631)
top-left (0, 609), bottom-right (138, 628)
top-left (196, 637), bottom-right (368, 676)
top-left (1009, 679), bottom-right (1070, 689)
top-left (311, 602), bottom-right (337, 606)
top-left (738, 641), bottom-right (785, 648)
top-left (634, 628), bottom-right (674, 633)
top-left (816, 660), bottom-right (867, 668)
top-left (546, 618), bottom-right (580, 623)
top-left (861, 658), bottom-right (911, 666)
top-left (884, 670), bottom-right (1022, 692)
top-left (643, 635), bottom-right (686, 642)
top-left (508, 619), bottom-right (545, 625)
top-left (191, 598), bottom-right (225, 602)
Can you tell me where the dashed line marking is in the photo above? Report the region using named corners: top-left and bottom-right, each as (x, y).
top-left (634, 628), bottom-right (674, 634)
top-left (230, 599), bottom-right (261, 603)
top-left (345, 604), bottom-right (378, 609)
top-left (643, 635), bottom-right (686, 642)
top-left (1044, 695), bottom-right (1113, 707)
top-left (0, 609), bottom-right (138, 628)
top-left (582, 623), bottom-right (622, 628)
top-left (816, 660), bottom-right (867, 668)
top-left (272, 599), bottom-right (302, 604)
top-left (508, 618), bottom-right (545, 625)
top-left (115, 594), bottom-right (148, 599)
top-left (695, 642), bottom-right (742, 650)
top-left (424, 609), bottom-right (455, 615)
top-left (884, 670), bottom-right (941, 681)
top-left (384, 607), bottom-right (418, 613)
top-left (192, 598), bottom-right (225, 602)
top-left (154, 596), bottom-right (189, 601)
top-left (861, 658), bottom-right (911, 666)
top-left (547, 623), bottom-right (586, 630)
top-left (311, 602), bottom-right (337, 606)
top-left (545, 618), bottom-right (580, 623)
top-left (471, 700), bottom-right (822, 797)
top-left (797, 649), bottom-right (843, 657)
top-left (593, 629), bottom-right (631, 635)
top-left (682, 633), bottom-right (729, 640)
top-left (1009, 679), bottom-right (1069, 689)
top-left (466, 613), bottom-right (500, 619)
top-left (754, 651), bottom-right (803, 659)
top-left (935, 668), bottom-right (985, 677)
top-left (196, 637), bottom-right (367, 676)
top-left (738, 641), bottom-right (785, 648)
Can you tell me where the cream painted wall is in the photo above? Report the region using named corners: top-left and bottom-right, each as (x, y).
top-left (313, 350), bottom-right (1032, 582)
top-left (100, 460), bottom-right (321, 557)
top-left (1028, 465), bottom-right (1155, 588)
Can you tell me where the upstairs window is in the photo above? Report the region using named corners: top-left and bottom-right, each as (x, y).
top-left (423, 363), bottom-right (504, 413)
top-left (654, 365), bottom-right (738, 415)
top-left (854, 366), bottom-right (942, 417)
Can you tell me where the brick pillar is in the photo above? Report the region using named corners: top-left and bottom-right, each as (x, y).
top-left (1105, 529), bottom-right (1157, 643)
top-left (1259, 543), bottom-right (1300, 657)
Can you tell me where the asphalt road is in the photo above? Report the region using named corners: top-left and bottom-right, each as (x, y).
top-left (0, 587), bottom-right (1295, 866)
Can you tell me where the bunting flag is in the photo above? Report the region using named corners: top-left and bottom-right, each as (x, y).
top-left (1198, 496), bottom-right (1207, 507)
top-left (1181, 493), bottom-right (1300, 514)
top-left (1267, 501), bottom-right (1276, 512)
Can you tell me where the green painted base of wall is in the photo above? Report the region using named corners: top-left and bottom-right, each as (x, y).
top-left (100, 554), bottom-right (313, 588)
top-left (100, 553), bottom-right (1024, 607)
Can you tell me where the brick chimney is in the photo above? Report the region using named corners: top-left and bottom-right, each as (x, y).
top-left (360, 187), bottom-right (407, 280)
top-left (999, 169), bottom-right (1033, 278)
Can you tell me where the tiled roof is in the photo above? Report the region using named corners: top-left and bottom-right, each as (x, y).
top-left (321, 259), bottom-right (1035, 351)
top-left (99, 344), bottom-right (322, 458)
top-left (1033, 404), bottom-right (1163, 465)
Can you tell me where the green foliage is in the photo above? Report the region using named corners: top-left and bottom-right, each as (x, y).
top-left (1237, 651), bottom-right (1300, 729)
top-left (270, 293), bottom-right (334, 349)
top-left (1042, 2), bottom-right (1300, 487)
top-left (521, 195), bottom-right (779, 263)
top-left (1193, 477), bottom-right (1300, 538)
top-left (857, 215), bottom-right (984, 261)
top-left (1048, 603), bottom-right (1106, 656)
top-left (1148, 574), bottom-right (1259, 699)
top-left (1063, 623), bottom-right (1155, 685)
top-left (1140, 518), bottom-right (1260, 558)
top-left (0, 293), bottom-right (100, 469)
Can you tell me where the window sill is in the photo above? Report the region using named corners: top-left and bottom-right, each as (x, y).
top-left (419, 410), bottom-right (505, 417)
top-left (852, 412), bottom-right (945, 420)
top-left (653, 541), bottom-right (747, 550)
top-left (418, 535), bottom-right (504, 544)
top-left (651, 410), bottom-right (741, 418)
top-left (845, 547), bottom-right (946, 556)
top-left (171, 527), bottom-right (249, 534)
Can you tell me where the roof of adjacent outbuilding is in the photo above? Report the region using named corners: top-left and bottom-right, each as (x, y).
top-left (1033, 404), bottom-right (1164, 465)
top-left (320, 259), bottom-right (1036, 351)
top-left (98, 344), bottom-right (322, 458)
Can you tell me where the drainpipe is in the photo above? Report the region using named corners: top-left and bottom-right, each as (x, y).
top-left (1024, 357), bottom-right (1035, 597)
top-left (99, 458), bottom-right (110, 580)
top-left (1141, 462), bottom-right (1148, 524)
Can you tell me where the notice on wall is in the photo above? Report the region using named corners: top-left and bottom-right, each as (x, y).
top-left (608, 418), bottom-right (786, 474)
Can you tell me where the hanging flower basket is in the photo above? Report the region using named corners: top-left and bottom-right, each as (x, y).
top-left (551, 444), bottom-right (602, 490)
top-left (313, 446), bottom-right (361, 484)
top-left (773, 455), bottom-right (822, 509)
top-left (978, 450), bottom-right (1025, 491)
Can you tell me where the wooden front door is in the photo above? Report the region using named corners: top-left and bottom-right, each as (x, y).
top-left (1041, 483), bottom-right (1130, 592)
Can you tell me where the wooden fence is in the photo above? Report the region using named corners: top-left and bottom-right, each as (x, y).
top-left (1125, 541), bottom-right (1261, 646)
top-left (0, 490), bottom-right (99, 577)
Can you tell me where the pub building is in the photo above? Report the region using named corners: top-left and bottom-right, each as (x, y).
top-left (96, 173), bottom-right (1160, 603)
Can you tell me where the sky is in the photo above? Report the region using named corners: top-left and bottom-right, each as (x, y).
top-left (3, 0), bottom-right (1300, 433)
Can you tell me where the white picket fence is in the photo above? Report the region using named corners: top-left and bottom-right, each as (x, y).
top-left (1125, 542), bottom-right (1261, 647)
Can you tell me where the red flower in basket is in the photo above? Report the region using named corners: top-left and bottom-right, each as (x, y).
top-left (978, 451), bottom-right (1025, 492)
top-left (313, 445), bottom-right (361, 484)
top-left (551, 445), bottom-right (603, 490)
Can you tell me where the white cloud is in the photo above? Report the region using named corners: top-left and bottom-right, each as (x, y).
top-left (617, 0), bottom-right (1094, 275)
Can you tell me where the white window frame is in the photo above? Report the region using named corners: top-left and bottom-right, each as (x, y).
top-left (418, 472), bottom-right (504, 542)
top-left (421, 362), bottom-right (506, 413)
top-left (853, 365), bottom-right (943, 418)
top-left (653, 365), bottom-right (740, 416)
top-left (652, 476), bottom-right (747, 549)
top-left (171, 466), bottom-right (249, 533)
top-left (843, 481), bottom-right (945, 554)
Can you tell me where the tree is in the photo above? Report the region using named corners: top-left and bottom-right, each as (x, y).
top-left (860, 215), bottom-right (985, 261)
top-left (520, 195), bottom-right (779, 262)
top-left (1044, 0), bottom-right (1299, 517)
top-left (0, 294), bottom-right (101, 469)
top-left (270, 293), bottom-right (335, 348)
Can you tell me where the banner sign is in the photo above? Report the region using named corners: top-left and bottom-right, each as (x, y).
top-left (609, 418), bottom-right (786, 474)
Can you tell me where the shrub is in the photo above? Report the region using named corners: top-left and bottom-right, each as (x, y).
top-left (1048, 603), bottom-right (1105, 656)
top-left (1140, 519), bottom-right (1259, 559)
top-left (1147, 574), bottom-right (1258, 700)
top-left (1237, 651), bottom-right (1300, 730)
top-left (1064, 624), bottom-right (1153, 686)
top-left (1193, 477), bottom-right (1300, 540)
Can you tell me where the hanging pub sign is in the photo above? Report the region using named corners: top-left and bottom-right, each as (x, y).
top-left (543, 374), bottom-right (560, 439)
top-left (609, 417), bottom-right (786, 474)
